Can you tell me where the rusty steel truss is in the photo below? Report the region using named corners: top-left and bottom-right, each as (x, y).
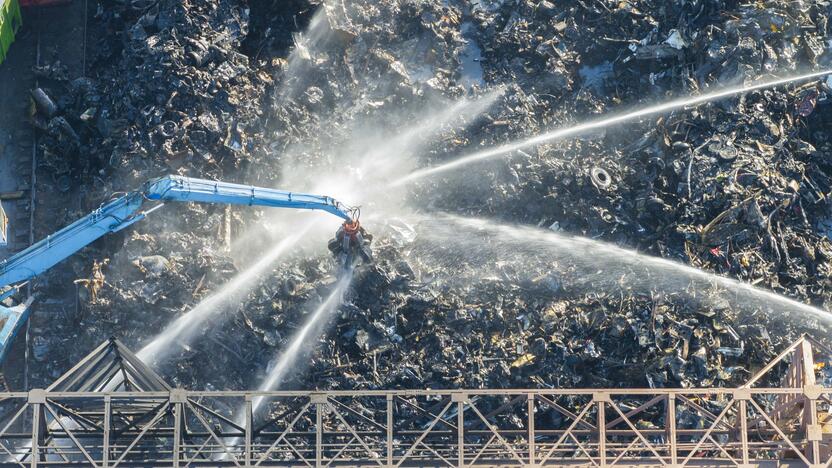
top-left (0, 336), bottom-right (830, 467)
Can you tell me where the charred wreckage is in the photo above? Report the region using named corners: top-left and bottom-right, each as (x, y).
top-left (0, 0), bottom-right (831, 459)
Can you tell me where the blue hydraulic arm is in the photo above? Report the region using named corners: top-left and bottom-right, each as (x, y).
top-left (0, 175), bottom-right (355, 288)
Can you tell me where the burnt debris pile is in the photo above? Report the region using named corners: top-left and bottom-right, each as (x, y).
top-left (19, 0), bottom-right (832, 398)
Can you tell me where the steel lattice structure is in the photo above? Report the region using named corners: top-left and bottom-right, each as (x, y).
top-left (0, 336), bottom-right (830, 467)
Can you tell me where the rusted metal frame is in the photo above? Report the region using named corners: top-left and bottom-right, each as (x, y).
top-left (245, 398), bottom-right (252, 468)
top-left (565, 431), bottom-right (600, 466)
top-left (386, 395), bottom-right (393, 467)
top-left (675, 395), bottom-right (735, 432)
top-left (747, 398), bottom-right (811, 466)
top-left (110, 401), bottom-right (170, 468)
top-left (598, 399), bottom-right (606, 467)
top-left (46, 340), bottom-right (113, 391)
top-left (394, 400), bottom-right (453, 468)
top-left (536, 394), bottom-right (597, 431)
top-left (744, 338), bottom-right (805, 388)
top-left (604, 395), bottom-right (663, 429)
top-left (316, 400), bottom-right (322, 468)
top-left (396, 396), bottom-right (456, 431)
top-left (42, 436), bottom-right (72, 463)
top-left (467, 401), bottom-right (526, 466)
top-left (609, 434), bottom-right (642, 465)
top-left (31, 402), bottom-right (41, 468)
top-left (79, 359), bottom-right (123, 393)
top-left (323, 435), bottom-right (358, 467)
top-left (667, 395), bottom-right (677, 467)
top-left (119, 367), bottom-right (133, 392)
top-left (111, 399), bottom-right (169, 439)
top-left (184, 433), bottom-right (215, 466)
top-left (172, 401), bottom-right (181, 468)
top-left (738, 399), bottom-right (748, 467)
top-left (117, 363), bottom-right (162, 394)
top-left (43, 399), bottom-right (104, 432)
top-left (59, 352), bottom-right (116, 393)
top-left (2, 388), bottom-right (810, 398)
top-left (467, 433), bottom-right (497, 466)
top-left (254, 401), bottom-right (312, 467)
top-left (0, 402), bottom-right (29, 466)
top-left (254, 398), bottom-right (309, 434)
top-left (537, 401), bottom-right (594, 465)
top-left (327, 397), bottom-right (387, 432)
top-left (103, 397), bottom-right (111, 468)
top-left (42, 401), bottom-right (100, 466)
top-left (184, 400), bottom-right (242, 467)
top-left (185, 397), bottom-right (246, 434)
top-left (701, 432), bottom-right (740, 466)
top-left (607, 401), bottom-right (667, 465)
top-left (411, 436), bottom-right (456, 468)
top-left (528, 394), bottom-right (535, 467)
top-left (458, 398), bottom-right (464, 468)
top-left (463, 395), bottom-right (525, 431)
top-left (327, 402), bottom-right (385, 467)
top-left (255, 437), bottom-right (317, 468)
top-left (264, 432), bottom-right (313, 467)
top-left (745, 395), bottom-right (802, 428)
top-left (680, 399), bottom-right (735, 466)
top-left (114, 341), bottom-right (171, 391)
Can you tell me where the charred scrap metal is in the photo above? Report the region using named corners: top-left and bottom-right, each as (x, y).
top-left (16, 0), bottom-right (832, 417)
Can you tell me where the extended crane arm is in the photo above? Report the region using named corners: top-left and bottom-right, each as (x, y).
top-left (0, 175), bottom-right (356, 288)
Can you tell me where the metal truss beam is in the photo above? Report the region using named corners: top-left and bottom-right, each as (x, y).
top-left (0, 336), bottom-right (828, 467)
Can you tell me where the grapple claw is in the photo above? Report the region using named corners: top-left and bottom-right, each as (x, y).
top-left (329, 220), bottom-right (373, 271)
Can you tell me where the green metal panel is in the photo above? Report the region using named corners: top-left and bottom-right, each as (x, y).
top-left (0, 0), bottom-right (22, 65)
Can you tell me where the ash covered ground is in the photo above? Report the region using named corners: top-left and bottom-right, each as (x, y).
top-left (21, 0), bottom-right (832, 395)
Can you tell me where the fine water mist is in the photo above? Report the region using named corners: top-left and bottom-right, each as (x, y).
top-left (219, 275), bottom-right (352, 459)
top-left (137, 225), bottom-right (313, 363)
top-left (391, 70), bottom-right (832, 186)
top-left (412, 214), bottom-right (830, 321)
top-left (251, 274), bottom-right (351, 411)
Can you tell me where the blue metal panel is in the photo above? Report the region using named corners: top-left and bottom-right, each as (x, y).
top-left (0, 299), bottom-right (30, 364)
top-left (0, 194), bottom-right (145, 287)
top-left (145, 175), bottom-right (353, 220)
top-left (0, 175), bottom-right (357, 367)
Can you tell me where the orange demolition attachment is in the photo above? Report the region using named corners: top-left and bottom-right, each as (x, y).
top-left (328, 214), bottom-right (373, 271)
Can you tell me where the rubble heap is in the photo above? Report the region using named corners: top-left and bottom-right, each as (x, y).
top-left (21, 0), bottom-right (832, 397)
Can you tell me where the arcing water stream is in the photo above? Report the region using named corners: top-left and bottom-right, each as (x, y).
top-left (252, 275), bottom-right (351, 410)
top-left (137, 226), bottom-right (313, 363)
top-left (390, 70), bottom-right (832, 186)
top-left (415, 214), bottom-right (830, 321)
top-left (136, 92), bottom-right (499, 366)
top-left (219, 276), bottom-right (352, 460)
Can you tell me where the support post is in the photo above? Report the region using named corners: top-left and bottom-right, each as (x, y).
top-left (316, 398), bottom-right (323, 468)
top-left (528, 394), bottom-right (535, 466)
top-left (739, 399), bottom-right (749, 466)
top-left (29, 390), bottom-right (46, 468)
top-left (598, 398), bottom-right (606, 468)
top-left (245, 398), bottom-right (253, 468)
top-left (173, 401), bottom-right (182, 468)
top-left (458, 400), bottom-right (464, 468)
top-left (31, 403), bottom-right (40, 468)
top-left (103, 396), bottom-right (111, 468)
top-left (453, 393), bottom-right (466, 468)
top-left (667, 394), bottom-right (677, 467)
top-left (386, 394), bottom-right (393, 468)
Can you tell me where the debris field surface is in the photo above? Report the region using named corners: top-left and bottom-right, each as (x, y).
top-left (18, 0), bottom-right (832, 413)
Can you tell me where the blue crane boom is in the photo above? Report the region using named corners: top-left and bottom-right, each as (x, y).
top-left (0, 175), bottom-right (362, 363)
top-left (0, 175), bottom-right (355, 288)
